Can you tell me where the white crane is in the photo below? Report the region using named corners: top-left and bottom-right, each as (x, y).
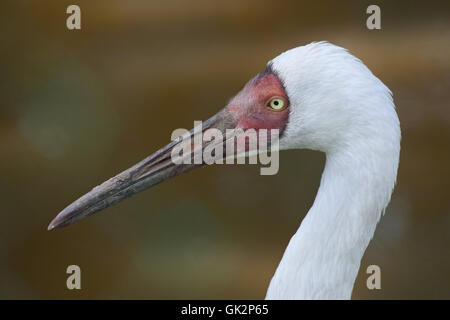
top-left (48, 42), bottom-right (401, 299)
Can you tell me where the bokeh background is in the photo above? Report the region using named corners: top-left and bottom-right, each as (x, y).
top-left (1, 0), bottom-right (449, 299)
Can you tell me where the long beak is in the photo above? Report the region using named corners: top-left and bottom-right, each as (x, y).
top-left (48, 108), bottom-right (236, 230)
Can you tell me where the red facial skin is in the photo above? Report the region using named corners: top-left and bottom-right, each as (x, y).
top-left (227, 71), bottom-right (290, 133)
top-left (224, 69), bottom-right (290, 153)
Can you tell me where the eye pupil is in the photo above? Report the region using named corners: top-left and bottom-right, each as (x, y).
top-left (274, 101), bottom-right (279, 106)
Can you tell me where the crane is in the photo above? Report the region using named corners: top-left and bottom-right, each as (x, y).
top-left (48, 42), bottom-right (401, 299)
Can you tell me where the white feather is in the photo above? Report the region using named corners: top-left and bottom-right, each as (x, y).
top-left (265, 42), bottom-right (401, 299)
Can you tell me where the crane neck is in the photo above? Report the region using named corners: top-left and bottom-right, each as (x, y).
top-left (266, 137), bottom-right (399, 299)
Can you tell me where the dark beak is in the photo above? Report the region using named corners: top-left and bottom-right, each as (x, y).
top-left (48, 108), bottom-right (237, 230)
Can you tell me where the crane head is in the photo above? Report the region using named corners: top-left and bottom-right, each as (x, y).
top-left (48, 64), bottom-right (290, 230)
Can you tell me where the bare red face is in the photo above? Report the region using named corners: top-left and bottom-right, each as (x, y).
top-left (227, 66), bottom-right (290, 134)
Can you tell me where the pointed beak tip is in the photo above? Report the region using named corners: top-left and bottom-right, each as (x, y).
top-left (47, 214), bottom-right (65, 231)
top-left (47, 220), bottom-right (57, 231)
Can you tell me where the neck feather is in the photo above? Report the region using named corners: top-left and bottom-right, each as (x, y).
top-left (266, 136), bottom-right (399, 299)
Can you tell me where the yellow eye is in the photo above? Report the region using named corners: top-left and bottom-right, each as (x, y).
top-left (267, 97), bottom-right (286, 110)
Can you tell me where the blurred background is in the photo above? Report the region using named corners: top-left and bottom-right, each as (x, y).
top-left (1, 0), bottom-right (449, 299)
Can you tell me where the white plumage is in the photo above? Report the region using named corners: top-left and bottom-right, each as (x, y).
top-left (266, 42), bottom-right (401, 299)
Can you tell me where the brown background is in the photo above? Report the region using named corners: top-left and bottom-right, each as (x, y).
top-left (0, 0), bottom-right (449, 299)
